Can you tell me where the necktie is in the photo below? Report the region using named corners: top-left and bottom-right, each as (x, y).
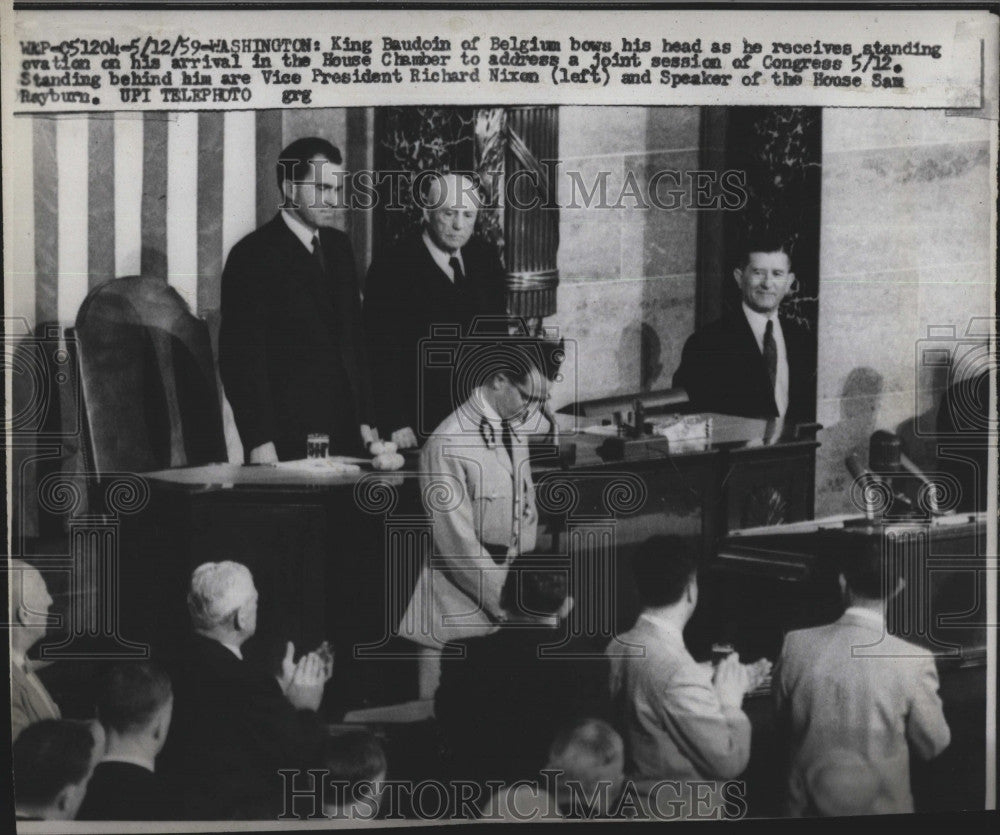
top-left (312, 231), bottom-right (328, 276)
top-left (449, 256), bottom-right (466, 287)
top-left (500, 419), bottom-right (514, 466)
top-left (763, 319), bottom-right (778, 391)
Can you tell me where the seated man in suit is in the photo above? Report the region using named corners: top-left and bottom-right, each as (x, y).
top-left (321, 729), bottom-right (387, 820)
top-left (159, 561), bottom-right (332, 819)
top-left (77, 661), bottom-right (175, 820)
top-left (13, 719), bottom-right (101, 821)
top-left (673, 232), bottom-right (815, 421)
top-left (773, 541), bottom-right (951, 816)
top-left (10, 559), bottom-right (61, 741)
top-left (608, 536), bottom-right (758, 809)
top-left (364, 171), bottom-right (508, 446)
top-left (220, 137), bottom-right (373, 462)
top-left (436, 567), bottom-right (609, 785)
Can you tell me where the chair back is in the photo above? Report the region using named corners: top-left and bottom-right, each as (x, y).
top-left (73, 276), bottom-right (226, 475)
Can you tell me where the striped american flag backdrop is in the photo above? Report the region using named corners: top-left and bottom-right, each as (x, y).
top-left (8, 108), bottom-right (368, 471)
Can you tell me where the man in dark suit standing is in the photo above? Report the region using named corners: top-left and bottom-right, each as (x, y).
top-left (158, 562), bottom-right (331, 819)
top-left (363, 172), bottom-right (507, 446)
top-left (673, 234), bottom-right (816, 421)
top-left (77, 662), bottom-right (175, 821)
top-left (220, 137), bottom-right (373, 461)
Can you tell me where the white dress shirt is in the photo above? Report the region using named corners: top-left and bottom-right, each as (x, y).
top-left (843, 605), bottom-right (886, 628)
top-left (281, 209), bottom-right (318, 252)
top-left (219, 640), bottom-right (244, 660)
top-left (742, 302), bottom-right (789, 417)
top-left (422, 230), bottom-right (465, 282)
top-left (101, 753), bottom-right (156, 773)
top-left (639, 610), bottom-right (686, 644)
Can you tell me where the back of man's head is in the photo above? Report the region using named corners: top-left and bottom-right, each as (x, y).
top-left (322, 729), bottom-right (387, 814)
top-left (97, 661), bottom-right (173, 738)
top-left (547, 718), bottom-right (624, 816)
top-left (841, 541), bottom-right (901, 601)
top-left (187, 561), bottom-right (255, 633)
top-left (518, 569), bottom-right (569, 616)
top-left (13, 720), bottom-right (96, 819)
top-left (632, 535), bottom-right (699, 609)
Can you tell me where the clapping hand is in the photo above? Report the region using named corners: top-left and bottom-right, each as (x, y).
top-left (744, 657), bottom-right (773, 691)
top-left (280, 641), bottom-right (327, 712)
top-left (314, 640), bottom-right (335, 681)
top-left (713, 652), bottom-right (751, 709)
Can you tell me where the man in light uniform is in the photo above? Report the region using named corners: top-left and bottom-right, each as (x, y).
top-left (397, 336), bottom-right (561, 697)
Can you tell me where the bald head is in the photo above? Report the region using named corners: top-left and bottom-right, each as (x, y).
top-left (421, 172), bottom-right (480, 254)
top-left (10, 560), bottom-right (53, 655)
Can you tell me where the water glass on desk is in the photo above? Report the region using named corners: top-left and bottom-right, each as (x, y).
top-left (307, 433), bottom-right (329, 459)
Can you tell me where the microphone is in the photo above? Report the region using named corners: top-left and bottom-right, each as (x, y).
top-left (899, 451), bottom-right (942, 514)
top-left (869, 429), bottom-right (902, 473)
top-left (845, 452), bottom-right (884, 521)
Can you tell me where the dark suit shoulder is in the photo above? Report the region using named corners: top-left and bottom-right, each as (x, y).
top-left (365, 233), bottom-right (425, 288)
top-left (319, 224), bottom-right (354, 255)
top-left (77, 762), bottom-right (170, 821)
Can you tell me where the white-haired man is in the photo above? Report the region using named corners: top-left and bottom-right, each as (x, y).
top-left (10, 560), bottom-right (61, 741)
top-left (363, 171), bottom-right (508, 445)
top-left (159, 561), bottom-right (331, 819)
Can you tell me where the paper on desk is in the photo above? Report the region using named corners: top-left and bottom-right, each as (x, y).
top-left (581, 425), bottom-right (622, 437)
top-left (275, 457), bottom-right (365, 474)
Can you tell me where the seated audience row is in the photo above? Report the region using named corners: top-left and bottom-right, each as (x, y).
top-left (10, 537), bottom-right (951, 822)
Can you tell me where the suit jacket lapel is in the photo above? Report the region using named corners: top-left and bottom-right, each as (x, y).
top-left (416, 236), bottom-right (459, 295)
top-left (269, 215), bottom-right (337, 317)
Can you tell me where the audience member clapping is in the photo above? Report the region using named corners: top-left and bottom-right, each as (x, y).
top-left (157, 561), bottom-right (332, 819)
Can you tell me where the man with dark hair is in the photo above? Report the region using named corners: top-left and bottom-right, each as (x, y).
top-left (77, 662), bottom-right (175, 820)
top-left (435, 566), bottom-right (609, 785)
top-left (398, 336), bottom-right (562, 698)
top-left (773, 542), bottom-right (951, 816)
top-left (220, 136), bottom-right (374, 461)
top-left (321, 729), bottom-right (388, 819)
top-left (673, 232), bottom-right (816, 420)
top-left (13, 719), bottom-right (100, 821)
top-left (364, 171), bottom-right (508, 446)
top-left (608, 536), bottom-right (759, 810)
